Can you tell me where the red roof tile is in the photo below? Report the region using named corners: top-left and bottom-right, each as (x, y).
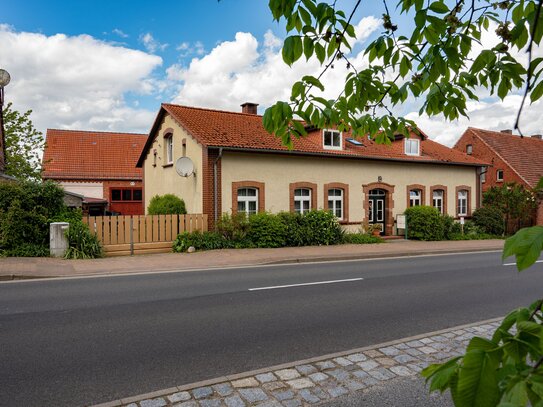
top-left (463, 127), bottom-right (543, 187)
top-left (42, 129), bottom-right (147, 180)
top-left (137, 103), bottom-right (485, 167)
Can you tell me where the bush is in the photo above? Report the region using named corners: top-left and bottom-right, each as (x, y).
top-left (147, 194), bottom-right (186, 215)
top-left (247, 212), bottom-right (287, 248)
top-left (472, 206), bottom-right (505, 236)
top-left (64, 221), bottom-right (103, 259)
top-left (405, 206), bottom-right (445, 241)
top-left (299, 210), bottom-right (344, 245)
top-left (343, 233), bottom-right (383, 244)
top-left (173, 231), bottom-right (231, 252)
top-left (217, 212), bottom-right (251, 241)
top-left (277, 212), bottom-right (306, 246)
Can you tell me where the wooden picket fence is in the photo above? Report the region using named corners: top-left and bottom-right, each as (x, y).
top-left (83, 214), bottom-right (208, 256)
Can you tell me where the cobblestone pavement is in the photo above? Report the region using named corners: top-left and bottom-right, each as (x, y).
top-left (92, 318), bottom-right (500, 407)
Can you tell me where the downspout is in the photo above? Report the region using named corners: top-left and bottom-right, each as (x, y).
top-left (213, 147), bottom-right (223, 228)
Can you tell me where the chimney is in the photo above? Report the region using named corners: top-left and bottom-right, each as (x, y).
top-left (531, 134), bottom-right (542, 140)
top-left (241, 102), bottom-right (258, 115)
top-left (500, 129), bottom-right (513, 134)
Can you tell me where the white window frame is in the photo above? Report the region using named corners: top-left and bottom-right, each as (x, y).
top-left (432, 190), bottom-right (444, 214)
top-left (409, 189), bottom-right (421, 207)
top-left (405, 138), bottom-right (420, 156)
top-left (323, 129), bottom-right (342, 150)
top-left (481, 171), bottom-right (486, 183)
top-left (237, 187), bottom-right (258, 216)
top-left (457, 190), bottom-right (468, 216)
top-left (466, 144), bottom-right (473, 155)
top-left (497, 169), bottom-right (504, 181)
top-left (327, 188), bottom-right (343, 220)
top-left (165, 135), bottom-right (173, 164)
top-left (294, 188), bottom-right (312, 214)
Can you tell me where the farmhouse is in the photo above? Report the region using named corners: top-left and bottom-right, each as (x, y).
top-left (136, 103), bottom-right (486, 235)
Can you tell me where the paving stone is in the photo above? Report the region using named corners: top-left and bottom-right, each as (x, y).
top-left (126, 404), bottom-right (138, 407)
top-left (430, 335), bottom-right (447, 342)
top-left (174, 402), bottom-right (198, 407)
top-left (263, 382), bottom-right (287, 391)
top-left (442, 332), bottom-right (455, 338)
top-left (239, 388), bottom-right (269, 403)
top-left (254, 401), bottom-right (282, 407)
top-left (287, 378), bottom-right (314, 389)
top-left (390, 365), bottom-right (414, 377)
top-left (360, 376), bottom-right (380, 387)
top-left (346, 353), bottom-right (367, 362)
top-left (429, 342), bottom-right (450, 351)
top-left (394, 354), bottom-right (417, 364)
top-left (315, 361), bottom-right (336, 370)
top-left (375, 357), bottom-right (397, 367)
top-left (364, 349), bottom-right (383, 358)
top-left (299, 389), bottom-right (321, 403)
top-left (169, 391), bottom-right (192, 403)
top-left (420, 346), bottom-right (438, 354)
top-left (452, 330), bottom-right (466, 335)
top-left (333, 357), bottom-right (353, 366)
top-left (274, 369), bottom-right (300, 380)
top-left (357, 360), bottom-right (379, 371)
top-left (311, 387), bottom-right (329, 400)
top-left (232, 378), bottom-right (259, 388)
top-left (281, 399), bottom-right (301, 407)
top-left (295, 364), bottom-right (317, 375)
top-left (308, 372), bottom-right (328, 382)
top-left (419, 338), bottom-right (434, 344)
top-left (326, 369), bottom-right (350, 381)
top-left (272, 390), bottom-right (295, 401)
top-left (368, 367), bottom-right (396, 381)
top-left (404, 348), bottom-right (423, 356)
top-left (199, 400), bottom-right (221, 407)
top-left (352, 370), bottom-right (369, 379)
top-left (406, 340), bottom-right (424, 348)
top-left (256, 373), bottom-right (277, 383)
top-left (140, 398), bottom-right (167, 407)
top-left (193, 387), bottom-right (213, 400)
top-left (407, 363), bottom-right (425, 372)
top-left (379, 346), bottom-right (401, 356)
top-left (224, 395), bottom-right (246, 407)
top-left (344, 379), bottom-right (366, 391)
top-left (327, 386), bottom-right (349, 398)
top-left (395, 343), bottom-right (409, 350)
top-left (213, 383), bottom-right (234, 397)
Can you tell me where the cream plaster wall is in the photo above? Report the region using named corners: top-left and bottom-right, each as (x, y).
top-left (221, 152), bottom-right (477, 225)
top-left (59, 182), bottom-right (104, 199)
top-left (143, 114), bottom-right (203, 214)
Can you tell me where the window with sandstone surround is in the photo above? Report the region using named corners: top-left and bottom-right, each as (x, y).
top-left (237, 188), bottom-right (258, 216)
top-left (231, 181), bottom-right (265, 215)
top-left (327, 188), bottom-right (343, 220)
top-left (432, 190), bottom-right (444, 214)
top-left (409, 189), bottom-right (422, 207)
top-left (457, 190), bottom-right (468, 216)
top-left (294, 188), bottom-right (312, 214)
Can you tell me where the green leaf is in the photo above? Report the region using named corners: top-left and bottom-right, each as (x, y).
top-left (302, 75), bottom-right (325, 91)
top-left (455, 349), bottom-right (500, 407)
top-left (282, 36), bottom-right (303, 65)
top-left (531, 81), bottom-right (543, 103)
top-left (503, 226), bottom-right (543, 271)
top-left (303, 36), bottom-right (314, 60)
top-left (422, 357), bottom-right (461, 392)
top-left (315, 42), bottom-right (325, 63)
top-left (428, 1), bottom-right (449, 14)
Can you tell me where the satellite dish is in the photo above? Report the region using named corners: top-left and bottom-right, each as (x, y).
top-left (175, 157), bottom-right (195, 177)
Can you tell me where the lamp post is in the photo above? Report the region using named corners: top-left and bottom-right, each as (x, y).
top-left (0, 69), bottom-right (11, 173)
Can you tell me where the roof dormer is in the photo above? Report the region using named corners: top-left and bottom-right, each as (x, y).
top-left (323, 129), bottom-right (342, 150)
top-left (404, 137), bottom-right (420, 156)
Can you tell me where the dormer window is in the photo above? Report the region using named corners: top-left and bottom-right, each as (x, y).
top-left (323, 129), bottom-right (342, 150)
top-left (405, 138), bottom-right (420, 156)
top-left (466, 144), bottom-right (473, 155)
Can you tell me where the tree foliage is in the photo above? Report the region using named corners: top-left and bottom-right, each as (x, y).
top-left (265, 0), bottom-right (543, 147)
top-left (3, 102), bottom-right (44, 181)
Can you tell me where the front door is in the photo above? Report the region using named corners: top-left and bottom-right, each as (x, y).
top-left (369, 189), bottom-right (386, 235)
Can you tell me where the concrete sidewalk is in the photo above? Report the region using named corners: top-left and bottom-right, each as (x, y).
top-left (0, 239), bottom-right (504, 280)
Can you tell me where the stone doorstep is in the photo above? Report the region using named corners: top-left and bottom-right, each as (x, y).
top-left (89, 317), bottom-right (502, 407)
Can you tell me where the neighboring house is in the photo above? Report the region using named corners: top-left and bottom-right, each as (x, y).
top-left (136, 103), bottom-right (486, 235)
top-left (454, 127), bottom-right (543, 225)
top-left (42, 129), bottom-right (147, 215)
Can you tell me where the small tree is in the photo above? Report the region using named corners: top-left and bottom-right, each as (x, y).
top-left (3, 102), bottom-right (44, 181)
top-left (147, 194), bottom-right (187, 215)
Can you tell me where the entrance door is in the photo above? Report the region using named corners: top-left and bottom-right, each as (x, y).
top-left (369, 189), bottom-right (386, 235)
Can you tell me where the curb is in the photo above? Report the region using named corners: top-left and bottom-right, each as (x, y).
top-left (88, 316), bottom-right (503, 407)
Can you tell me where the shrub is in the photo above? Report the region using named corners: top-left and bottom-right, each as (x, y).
top-left (277, 211), bottom-right (305, 246)
top-left (147, 194), bottom-right (187, 215)
top-left (247, 212), bottom-right (287, 248)
top-left (64, 221), bottom-right (103, 259)
top-left (173, 231), bottom-right (231, 252)
top-left (217, 212), bottom-right (251, 241)
top-left (472, 206), bottom-right (505, 236)
top-left (299, 210), bottom-right (344, 245)
top-left (405, 206), bottom-right (445, 241)
top-left (343, 233), bottom-right (383, 244)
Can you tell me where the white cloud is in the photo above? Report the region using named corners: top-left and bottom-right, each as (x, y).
top-left (112, 28), bottom-right (129, 38)
top-left (176, 40), bottom-right (205, 57)
top-left (0, 25), bottom-right (162, 135)
top-left (139, 32), bottom-right (168, 53)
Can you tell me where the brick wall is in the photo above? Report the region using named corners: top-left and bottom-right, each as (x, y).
top-left (203, 148), bottom-right (222, 230)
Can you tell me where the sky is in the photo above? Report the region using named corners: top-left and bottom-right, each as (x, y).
top-left (1, 0), bottom-right (542, 147)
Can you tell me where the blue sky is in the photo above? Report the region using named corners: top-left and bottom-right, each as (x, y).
top-left (1, 1), bottom-right (541, 146)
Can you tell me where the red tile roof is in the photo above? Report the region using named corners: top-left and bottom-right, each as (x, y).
top-left (461, 127), bottom-right (543, 187)
top-left (42, 129), bottom-right (147, 180)
top-left (137, 103), bottom-right (485, 167)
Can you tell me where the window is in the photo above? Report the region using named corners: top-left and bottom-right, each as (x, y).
top-left (111, 188), bottom-right (142, 202)
top-left (432, 190), bottom-right (444, 214)
top-left (111, 189), bottom-right (121, 201)
top-left (457, 190), bottom-right (468, 216)
top-left (327, 189), bottom-right (343, 220)
top-left (165, 135), bottom-right (173, 164)
top-left (294, 188), bottom-right (312, 214)
top-left (133, 189), bottom-right (142, 201)
top-left (497, 169), bottom-right (504, 181)
top-left (409, 189), bottom-right (421, 207)
top-left (481, 171), bottom-right (486, 183)
top-left (323, 129), bottom-right (341, 149)
top-left (405, 138), bottom-right (420, 156)
top-left (237, 188), bottom-right (258, 216)
top-left (466, 144), bottom-right (473, 155)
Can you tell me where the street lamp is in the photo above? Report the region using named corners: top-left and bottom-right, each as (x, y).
top-left (0, 69), bottom-right (10, 173)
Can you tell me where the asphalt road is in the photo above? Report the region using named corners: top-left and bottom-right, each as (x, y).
top-left (1, 251), bottom-right (542, 407)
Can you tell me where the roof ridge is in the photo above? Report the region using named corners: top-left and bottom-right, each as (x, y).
top-left (162, 103), bottom-right (263, 118)
top-left (47, 128), bottom-right (148, 136)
